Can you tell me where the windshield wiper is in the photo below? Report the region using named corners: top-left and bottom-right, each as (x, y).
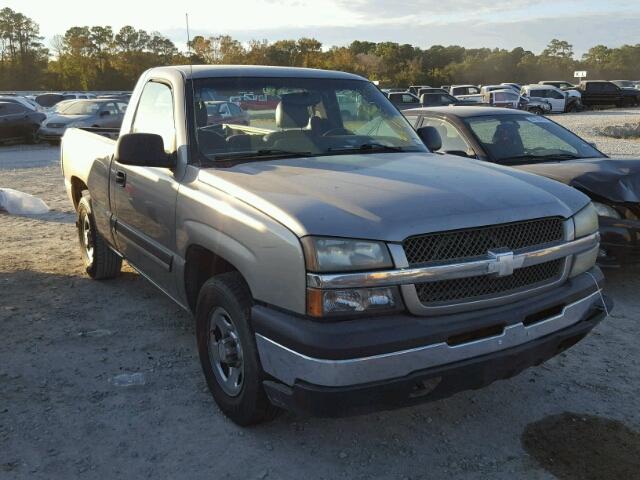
top-left (326, 143), bottom-right (409, 154)
top-left (212, 149), bottom-right (314, 163)
top-left (502, 153), bottom-right (582, 164)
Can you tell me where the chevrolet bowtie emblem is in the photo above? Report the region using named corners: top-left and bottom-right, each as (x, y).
top-left (487, 249), bottom-right (516, 277)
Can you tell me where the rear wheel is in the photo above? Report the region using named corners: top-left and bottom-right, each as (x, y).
top-left (77, 192), bottom-right (122, 279)
top-left (196, 272), bottom-right (280, 426)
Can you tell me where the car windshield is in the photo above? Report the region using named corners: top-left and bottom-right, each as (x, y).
top-left (191, 76), bottom-right (427, 163)
top-left (62, 101), bottom-right (103, 115)
top-left (464, 114), bottom-right (605, 164)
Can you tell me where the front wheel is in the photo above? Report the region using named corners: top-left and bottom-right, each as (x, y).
top-left (196, 273), bottom-right (279, 426)
top-left (77, 192), bottom-right (122, 279)
top-left (530, 107), bottom-right (544, 115)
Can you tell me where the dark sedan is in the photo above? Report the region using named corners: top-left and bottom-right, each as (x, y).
top-left (404, 106), bottom-right (640, 267)
top-left (0, 101), bottom-right (46, 144)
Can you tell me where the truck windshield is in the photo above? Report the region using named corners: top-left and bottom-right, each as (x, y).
top-left (191, 77), bottom-right (427, 162)
top-left (464, 114), bottom-right (605, 165)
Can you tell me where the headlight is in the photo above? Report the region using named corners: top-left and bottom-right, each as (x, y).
top-left (573, 203), bottom-right (599, 238)
top-left (301, 237), bottom-right (393, 273)
top-left (570, 203), bottom-right (600, 277)
top-left (307, 286), bottom-right (402, 318)
top-left (592, 201), bottom-right (621, 219)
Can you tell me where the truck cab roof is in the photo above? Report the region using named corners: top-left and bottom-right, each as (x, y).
top-left (149, 65), bottom-right (367, 81)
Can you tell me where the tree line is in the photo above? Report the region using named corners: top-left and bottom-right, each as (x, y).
top-left (2, 7), bottom-right (640, 91)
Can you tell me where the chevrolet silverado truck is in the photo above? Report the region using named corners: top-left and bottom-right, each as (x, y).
top-left (61, 65), bottom-right (609, 425)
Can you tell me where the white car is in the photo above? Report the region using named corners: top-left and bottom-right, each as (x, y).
top-left (521, 85), bottom-right (568, 113)
top-left (449, 85), bottom-right (483, 103)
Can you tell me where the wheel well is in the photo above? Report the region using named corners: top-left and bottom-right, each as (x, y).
top-left (184, 245), bottom-right (242, 312)
top-left (70, 177), bottom-right (88, 209)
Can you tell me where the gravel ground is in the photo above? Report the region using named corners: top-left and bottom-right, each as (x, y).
top-left (552, 107), bottom-right (640, 158)
top-left (1, 110), bottom-right (640, 479)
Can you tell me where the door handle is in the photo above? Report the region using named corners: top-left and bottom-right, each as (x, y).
top-left (114, 170), bottom-right (126, 186)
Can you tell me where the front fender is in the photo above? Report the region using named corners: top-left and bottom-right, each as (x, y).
top-left (175, 181), bottom-right (307, 314)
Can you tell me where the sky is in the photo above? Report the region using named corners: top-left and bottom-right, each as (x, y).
top-left (8, 0), bottom-right (640, 56)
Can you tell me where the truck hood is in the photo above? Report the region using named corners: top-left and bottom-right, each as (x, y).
top-left (516, 157), bottom-right (640, 204)
top-left (198, 152), bottom-right (589, 241)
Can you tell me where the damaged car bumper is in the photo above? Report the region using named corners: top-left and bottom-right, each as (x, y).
top-left (598, 215), bottom-right (640, 266)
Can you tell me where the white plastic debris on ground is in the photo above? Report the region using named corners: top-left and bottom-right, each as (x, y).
top-left (0, 188), bottom-right (50, 215)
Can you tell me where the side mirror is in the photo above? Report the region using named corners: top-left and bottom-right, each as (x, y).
top-left (416, 126), bottom-right (442, 151)
top-left (115, 133), bottom-right (175, 168)
top-left (588, 141), bottom-right (598, 149)
top-left (100, 110), bottom-right (110, 117)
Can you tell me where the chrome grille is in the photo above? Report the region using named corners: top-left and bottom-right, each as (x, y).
top-left (403, 217), bottom-right (564, 265)
top-left (415, 259), bottom-right (564, 305)
top-left (47, 123), bottom-right (66, 128)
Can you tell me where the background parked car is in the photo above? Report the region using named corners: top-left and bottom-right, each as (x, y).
top-left (403, 106), bottom-right (640, 267)
top-left (387, 92), bottom-right (421, 110)
top-left (62, 92), bottom-right (97, 100)
top-left (611, 80), bottom-right (636, 90)
top-left (34, 93), bottom-right (65, 108)
top-left (204, 101), bottom-right (250, 126)
top-left (407, 85), bottom-right (431, 95)
top-left (521, 84), bottom-right (579, 113)
top-left (482, 89), bottom-right (521, 109)
top-left (419, 92), bottom-right (484, 107)
top-left (38, 99), bottom-right (128, 143)
top-left (0, 101), bottom-right (46, 143)
top-left (577, 80), bottom-right (639, 108)
top-left (610, 80), bottom-right (640, 106)
top-left (0, 95), bottom-right (43, 112)
top-left (417, 87), bottom-right (448, 97)
top-left (449, 85), bottom-right (481, 96)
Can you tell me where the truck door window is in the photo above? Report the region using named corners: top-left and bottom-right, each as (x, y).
top-left (132, 81), bottom-right (175, 153)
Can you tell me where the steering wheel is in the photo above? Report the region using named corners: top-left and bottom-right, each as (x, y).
top-left (323, 128), bottom-right (353, 136)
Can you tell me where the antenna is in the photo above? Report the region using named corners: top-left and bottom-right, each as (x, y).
top-left (185, 13), bottom-right (194, 78)
top-left (185, 13), bottom-right (200, 164)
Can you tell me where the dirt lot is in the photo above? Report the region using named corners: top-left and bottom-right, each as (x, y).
top-left (1, 110), bottom-right (640, 479)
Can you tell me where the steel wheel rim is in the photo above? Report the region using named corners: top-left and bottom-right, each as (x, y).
top-left (208, 307), bottom-right (244, 397)
top-left (81, 213), bottom-right (94, 264)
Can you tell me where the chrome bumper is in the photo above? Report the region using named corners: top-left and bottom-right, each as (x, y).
top-left (256, 290), bottom-right (602, 388)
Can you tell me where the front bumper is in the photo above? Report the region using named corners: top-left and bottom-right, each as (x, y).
top-left (599, 216), bottom-right (640, 266)
top-left (253, 269), bottom-right (609, 416)
top-left (37, 127), bottom-right (66, 141)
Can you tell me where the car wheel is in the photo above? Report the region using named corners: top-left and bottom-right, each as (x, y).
top-left (530, 107), bottom-right (544, 115)
top-left (77, 192), bottom-right (122, 279)
top-left (196, 272), bottom-right (280, 426)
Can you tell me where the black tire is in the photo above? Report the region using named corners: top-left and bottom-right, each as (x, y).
top-left (530, 107), bottom-right (544, 115)
top-left (196, 272), bottom-right (280, 426)
top-left (77, 192), bottom-right (122, 279)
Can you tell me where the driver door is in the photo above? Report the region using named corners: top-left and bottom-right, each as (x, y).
top-left (112, 80), bottom-right (179, 295)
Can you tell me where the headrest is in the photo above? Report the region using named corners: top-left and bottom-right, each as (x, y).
top-left (195, 101), bottom-right (208, 127)
top-left (275, 92), bottom-right (321, 129)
